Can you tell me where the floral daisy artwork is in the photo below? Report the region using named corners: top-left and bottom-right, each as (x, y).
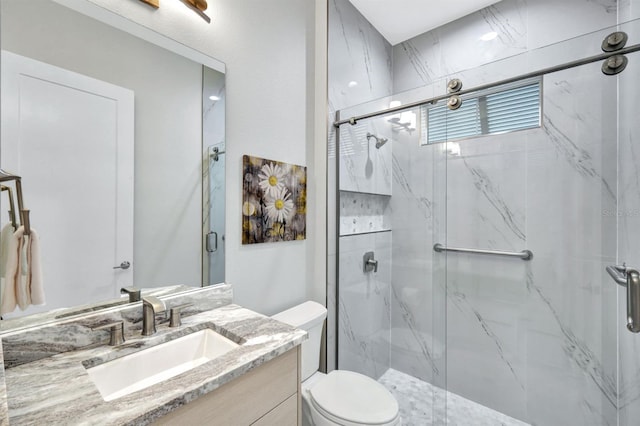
top-left (242, 155), bottom-right (306, 244)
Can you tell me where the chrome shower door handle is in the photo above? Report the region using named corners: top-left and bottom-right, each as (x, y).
top-left (206, 231), bottom-right (218, 253)
top-left (627, 269), bottom-right (640, 333)
top-left (607, 264), bottom-right (640, 333)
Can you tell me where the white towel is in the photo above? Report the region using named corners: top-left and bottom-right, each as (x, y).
top-left (0, 222), bottom-right (15, 278)
top-left (27, 228), bottom-right (44, 306)
top-left (1, 226), bottom-right (22, 315)
top-left (1, 226), bottom-right (45, 315)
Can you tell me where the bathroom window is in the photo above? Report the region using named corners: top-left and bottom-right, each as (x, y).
top-left (422, 78), bottom-right (541, 144)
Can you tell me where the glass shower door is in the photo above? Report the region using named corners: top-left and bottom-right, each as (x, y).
top-left (333, 20), bottom-right (640, 425)
top-left (335, 81), bottom-right (449, 424)
top-left (438, 24), bottom-right (633, 425)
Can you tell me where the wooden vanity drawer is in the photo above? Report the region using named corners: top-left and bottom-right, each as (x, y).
top-left (252, 393), bottom-right (298, 426)
top-left (154, 347), bottom-right (299, 425)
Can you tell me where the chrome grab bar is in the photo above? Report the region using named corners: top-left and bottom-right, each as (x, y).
top-left (433, 243), bottom-right (533, 261)
top-left (607, 264), bottom-right (640, 333)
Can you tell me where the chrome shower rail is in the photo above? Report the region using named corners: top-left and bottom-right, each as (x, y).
top-left (433, 243), bottom-right (533, 261)
top-left (333, 42), bottom-right (640, 128)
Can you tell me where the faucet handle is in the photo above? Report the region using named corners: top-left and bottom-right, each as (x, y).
top-left (92, 321), bottom-right (125, 346)
top-left (169, 303), bottom-right (193, 328)
top-left (120, 287), bottom-right (141, 302)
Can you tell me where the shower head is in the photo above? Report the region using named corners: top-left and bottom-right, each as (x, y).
top-left (366, 132), bottom-right (388, 149)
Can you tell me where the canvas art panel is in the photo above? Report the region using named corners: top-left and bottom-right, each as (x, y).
top-left (242, 155), bottom-right (307, 244)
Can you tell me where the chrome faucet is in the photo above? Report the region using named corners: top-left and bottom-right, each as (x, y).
top-left (120, 286), bottom-right (141, 302)
top-left (142, 296), bottom-right (166, 336)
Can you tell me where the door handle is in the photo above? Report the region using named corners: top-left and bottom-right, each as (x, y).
top-left (113, 261), bottom-right (131, 270)
top-left (627, 269), bottom-right (640, 333)
top-left (206, 231), bottom-right (218, 253)
top-left (606, 264), bottom-right (640, 333)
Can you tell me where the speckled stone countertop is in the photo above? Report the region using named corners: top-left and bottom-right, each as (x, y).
top-left (3, 304), bottom-right (306, 425)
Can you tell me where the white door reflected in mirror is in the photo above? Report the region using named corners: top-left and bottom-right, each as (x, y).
top-left (0, 50), bottom-right (134, 318)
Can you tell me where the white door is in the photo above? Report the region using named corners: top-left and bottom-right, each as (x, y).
top-left (1, 50), bottom-right (134, 317)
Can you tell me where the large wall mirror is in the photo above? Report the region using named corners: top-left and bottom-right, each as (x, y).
top-left (0, 0), bottom-right (226, 325)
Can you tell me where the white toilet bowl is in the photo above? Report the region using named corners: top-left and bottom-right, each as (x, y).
top-left (272, 301), bottom-right (401, 426)
top-left (302, 371), bottom-right (401, 426)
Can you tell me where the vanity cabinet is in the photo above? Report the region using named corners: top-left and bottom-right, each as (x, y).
top-left (154, 346), bottom-right (301, 426)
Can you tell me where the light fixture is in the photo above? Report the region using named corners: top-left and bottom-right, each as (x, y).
top-left (480, 31), bottom-right (498, 41)
top-left (348, 81), bottom-right (358, 88)
top-left (179, 0), bottom-right (211, 23)
top-left (209, 95), bottom-right (220, 101)
top-left (139, 0), bottom-right (159, 8)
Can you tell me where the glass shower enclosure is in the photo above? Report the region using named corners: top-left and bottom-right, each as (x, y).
top-left (332, 20), bottom-right (640, 425)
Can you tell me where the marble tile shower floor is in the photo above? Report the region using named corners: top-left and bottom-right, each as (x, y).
top-left (378, 369), bottom-right (529, 426)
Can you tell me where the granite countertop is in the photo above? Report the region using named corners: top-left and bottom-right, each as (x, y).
top-left (3, 304), bottom-right (306, 425)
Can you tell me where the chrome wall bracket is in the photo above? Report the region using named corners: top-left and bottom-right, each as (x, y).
top-left (606, 264), bottom-right (640, 333)
top-left (601, 32), bottom-right (629, 75)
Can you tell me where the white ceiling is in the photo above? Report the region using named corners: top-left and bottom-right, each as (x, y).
top-left (348, 0), bottom-right (503, 45)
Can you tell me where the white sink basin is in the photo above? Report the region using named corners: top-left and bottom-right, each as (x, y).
top-left (86, 329), bottom-right (239, 401)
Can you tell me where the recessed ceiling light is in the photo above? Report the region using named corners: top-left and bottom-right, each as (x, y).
top-left (480, 31), bottom-right (498, 41)
top-left (209, 95), bottom-right (220, 101)
top-left (348, 81), bottom-right (358, 88)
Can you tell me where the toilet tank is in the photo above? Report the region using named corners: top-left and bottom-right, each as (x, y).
top-left (272, 301), bottom-right (327, 381)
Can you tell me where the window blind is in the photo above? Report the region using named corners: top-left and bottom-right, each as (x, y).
top-left (423, 79), bottom-right (541, 144)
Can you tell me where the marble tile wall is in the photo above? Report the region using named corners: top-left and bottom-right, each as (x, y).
top-left (392, 0), bottom-right (618, 94)
top-left (339, 120), bottom-right (393, 195)
top-left (619, 0), bottom-right (640, 22)
top-left (327, 0), bottom-right (394, 372)
top-left (338, 231), bottom-right (391, 379)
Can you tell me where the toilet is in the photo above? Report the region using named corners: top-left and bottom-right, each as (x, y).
top-left (273, 301), bottom-right (401, 426)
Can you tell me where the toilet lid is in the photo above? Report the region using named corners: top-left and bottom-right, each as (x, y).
top-left (309, 370), bottom-right (399, 425)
